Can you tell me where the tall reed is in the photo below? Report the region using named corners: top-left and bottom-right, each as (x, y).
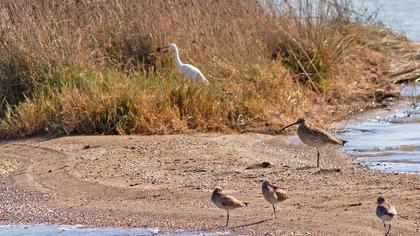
top-left (0, 0), bottom-right (393, 138)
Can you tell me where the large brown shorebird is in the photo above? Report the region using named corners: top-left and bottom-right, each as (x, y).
top-left (376, 196), bottom-right (397, 236)
top-left (278, 118), bottom-right (347, 168)
top-left (262, 180), bottom-right (289, 219)
top-left (211, 187), bottom-right (248, 226)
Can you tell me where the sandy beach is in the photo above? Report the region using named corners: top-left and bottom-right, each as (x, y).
top-left (0, 133), bottom-right (419, 235)
top-left (2, 0), bottom-right (420, 235)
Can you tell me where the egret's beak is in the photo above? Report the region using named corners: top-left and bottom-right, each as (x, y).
top-left (157, 45), bottom-right (170, 53)
top-left (277, 121), bottom-right (299, 133)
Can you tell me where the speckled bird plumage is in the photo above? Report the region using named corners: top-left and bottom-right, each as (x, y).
top-left (211, 188), bottom-right (247, 226)
top-left (262, 180), bottom-right (288, 218)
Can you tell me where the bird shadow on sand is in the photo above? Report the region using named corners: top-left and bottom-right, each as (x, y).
top-left (315, 168), bottom-right (341, 174)
top-left (194, 218), bottom-right (272, 232)
top-left (295, 165), bottom-right (318, 170)
top-left (295, 166), bottom-right (341, 174)
top-left (226, 218), bottom-right (272, 230)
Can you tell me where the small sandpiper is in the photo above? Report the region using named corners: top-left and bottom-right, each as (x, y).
top-left (376, 196), bottom-right (397, 236)
top-left (278, 118), bottom-right (347, 168)
top-left (262, 180), bottom-right (289, 218)
top-left (211, 187), bottom-right (248, 226)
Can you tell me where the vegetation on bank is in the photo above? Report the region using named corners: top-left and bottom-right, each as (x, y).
top-left (0, 0), bottom-right (402, 138)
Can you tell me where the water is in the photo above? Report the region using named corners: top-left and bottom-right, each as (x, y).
top-left (336, 0), bottom-right (420, 172)
top-left (337, 86), bottom-right (420, 173)
top-left (0, 224), bottom-right (224, 236)
top-left (354, 0), bottom-right (420, 41)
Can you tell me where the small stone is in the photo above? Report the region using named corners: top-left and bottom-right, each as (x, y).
top-left (246, 161), bottom-right (273, 169)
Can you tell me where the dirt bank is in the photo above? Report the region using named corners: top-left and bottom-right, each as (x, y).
top-left (0, 134), bottom-right (419, 235)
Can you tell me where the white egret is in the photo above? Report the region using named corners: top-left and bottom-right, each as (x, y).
top-left (161, 43), bottom-right (209, 85)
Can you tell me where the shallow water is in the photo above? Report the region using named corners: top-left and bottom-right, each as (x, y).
top-left (344, 1), bottom-right (420, 172)
top-left (354, 0), bottom-right (420, 41)
top-left (0, 224), bottom-right (223, 236)
top-left (336, 86), bottom-right (420, 173)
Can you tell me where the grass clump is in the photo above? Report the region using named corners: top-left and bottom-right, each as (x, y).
top-left (267, 0), bottom-right (358, 92)
top-left (0, 50), bottom-right (46, 117)
top-left (0, 0), bottom-right (401, 138)
top-left (1, 67), bottom-right (286, 138)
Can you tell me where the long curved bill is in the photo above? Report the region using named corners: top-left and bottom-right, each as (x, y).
top-left (277, 121), bottom-right (299, 133)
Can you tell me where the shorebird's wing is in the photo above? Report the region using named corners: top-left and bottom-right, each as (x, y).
top-left (377, 204), bottom-right (397, 217)
top-left (311, 127), bottom-right (346, 146)
top-left (387, 204), bottom-right (397, 215)
top-left (220, 195), bottom-right (247, 208)
top-left (268, 183), bottom-right (289, 198)
top-left (274, 189), bottom-right (289, 201)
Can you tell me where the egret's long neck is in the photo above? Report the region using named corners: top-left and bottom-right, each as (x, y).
top-left (173, 47), bottom-right (183, 69)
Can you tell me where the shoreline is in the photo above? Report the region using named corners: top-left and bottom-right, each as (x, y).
top-left (1, 132), bottom-right (419, 235)
top-left (2, 1), bottom-right (420, 234)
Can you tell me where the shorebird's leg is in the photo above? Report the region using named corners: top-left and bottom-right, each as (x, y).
top-left (383, 221), bottom-right (387, 236)
top-left (225, 209), bottom-right (229, 226)
top-left (316, 149), bottom-right (320, 168)
top-left (386, 223), bottom-right (391, 236)
top-left (272, 204), bottom-right (277, 219)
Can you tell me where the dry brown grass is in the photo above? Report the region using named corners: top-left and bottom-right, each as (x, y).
top-left (0, 0), bottom-right (397, 138)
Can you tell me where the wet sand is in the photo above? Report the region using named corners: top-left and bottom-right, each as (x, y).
top-left (0, 134), bottom-right (419, 235)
